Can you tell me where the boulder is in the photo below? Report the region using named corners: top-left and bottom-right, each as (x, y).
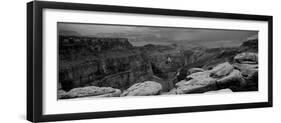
top-left (216, 69), bottom-right (246, 87)
top-left (233, 63), bottom-right (258, 79)
top-left (176, 71), bottom-right (212, 88)
top-left (175, 71), bottom-right (218, 94)
top-left (121, 81), bottom-right (162, 96)
top-left (209, 62), bottom-right (234, 78)
top-left (188, 68), bottom-right (205, 74)
top-left (234, 52), bottom-right (258, 64)
top-left (174, 62), bottom-right (245, 94)
top-left (58, 90), bottom-right (67, 99)
top-left (232, 63), bottom-right (258, 91)
top-left (176, 79), bottom-right (217, 94)
top-left (62, 86), bottom-right (121, 99)
top-left (185, 71), bottom-right (211, 81)
top-left (175, 80), bottom-right (192, 88)
top-left (204, 88), bottom-right (233, 93)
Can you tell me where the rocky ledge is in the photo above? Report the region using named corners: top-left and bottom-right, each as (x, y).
top-left (58, 81), bottom-right (162, 99)
top-left (58, 86), bottom-right (121, 99)
top-left (121, 81), bottom-right (162, 96)
top-left (58, 51), bottom-right (258, 99)
top-left (165, 52), bottom-right (258, 95)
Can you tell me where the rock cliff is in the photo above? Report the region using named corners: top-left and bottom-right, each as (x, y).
top-left (58, 34), bottom-right (258, 99)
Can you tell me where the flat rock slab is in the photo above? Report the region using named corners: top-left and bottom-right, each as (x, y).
top-left (174, 62), bottom-right (245, 94)
top-left (60, 86), bottom-right (121, 99)
top-left (175, 71), bottom-right (217, 94)
top-left (188, 68), bottom-right (205, 74)
top-left (209, 62), bottom-right (234, 78)
top-left (234, 52), bottom-right (258, 64)
top-left (121, 81), bottom-right (162, 96)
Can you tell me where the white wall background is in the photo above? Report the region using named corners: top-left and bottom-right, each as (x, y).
top-left (0, 0), bottom-right (280, 123)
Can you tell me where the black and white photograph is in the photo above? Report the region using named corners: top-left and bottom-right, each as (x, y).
top-left (57, 22), bottom-right (259, 100)
top-left (24, 1), bottom-right (274, 122)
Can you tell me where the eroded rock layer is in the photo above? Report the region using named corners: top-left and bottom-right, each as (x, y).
top-left (58, 35), bottom-right (258, 99)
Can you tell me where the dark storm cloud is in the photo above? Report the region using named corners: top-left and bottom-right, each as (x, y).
top-left (58, 23), bottom-right (258, 48)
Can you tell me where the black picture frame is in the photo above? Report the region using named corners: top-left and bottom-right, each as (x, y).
top-left (27, 1), bottom-right (273, 122)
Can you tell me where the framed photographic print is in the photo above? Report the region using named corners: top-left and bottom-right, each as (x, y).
top-left (27, 1), bottom-right (273, 122)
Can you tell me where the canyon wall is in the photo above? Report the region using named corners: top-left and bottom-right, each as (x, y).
top-left (59, 35), bottom-right (258, 93)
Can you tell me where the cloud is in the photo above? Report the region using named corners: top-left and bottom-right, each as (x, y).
top-left (58, 23), bottom-right (258, 48)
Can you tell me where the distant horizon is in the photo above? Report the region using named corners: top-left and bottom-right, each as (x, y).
top-left (58, 22), bottom-right (258, 48)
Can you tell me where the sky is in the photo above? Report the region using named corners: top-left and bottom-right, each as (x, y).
top-left (58, 22), bottom-right (258, 48)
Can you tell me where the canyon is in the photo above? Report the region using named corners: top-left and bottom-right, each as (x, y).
top-left (58, 35), bottom-right (258, 99)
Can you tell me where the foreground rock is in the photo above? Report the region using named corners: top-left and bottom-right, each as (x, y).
top-left (175, 71), bottom-right (217, 94)
top-left (234, 63), bottom-right (258, 80)
top-left (216, 69), bottom-right (246, 88)
top-left (59, 86), bottom-right (121, 99)
top-left (58, 90), bottom-right (67, 99)
top-left (204, 88), bottom-right (233, 93)
top-left (232, 52), bottom-right (258, 91)
top-left (173, 62), bottom-right (246, 94)
top-left (188, 68), bottom-right (205, 74)
top-left (121, 81), bottom-right (162, 96)
top-left (210, 62), bottom-right (234, 78)
top-left (234, 52), bottom-right (258, 64)
top-left (232, 63), bottom-right (258, 91)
